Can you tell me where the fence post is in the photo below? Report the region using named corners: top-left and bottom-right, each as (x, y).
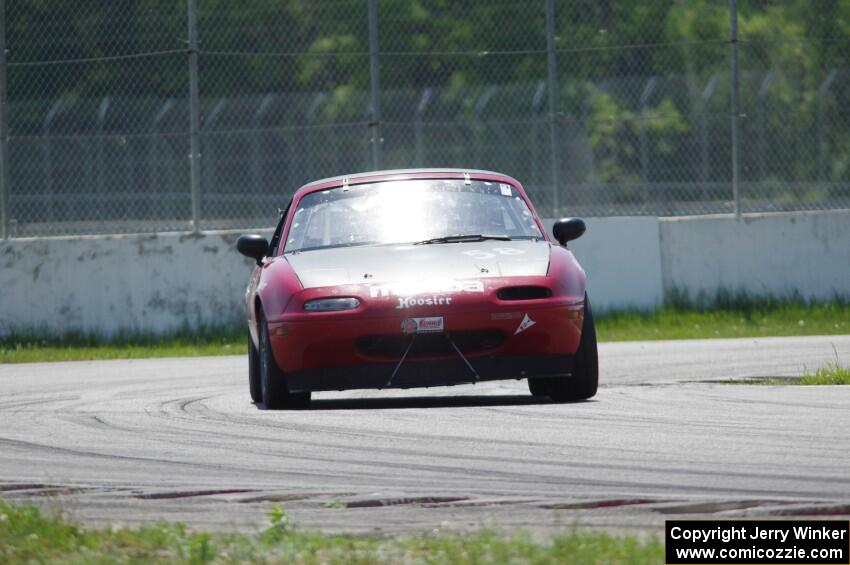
top-left (473, 86), bottom-right (497, 167)
top-left (202, 98), bottom-right (226, 205)
top-left (150, 99), bottom-right (174, 190)
top-left (150, 100), bottom-right (175, 221)
top-left (817, 69), bottom-right (837, 182)
top-left (729, 0), bottom-right (741, 219)
top-left (530, 81), bottom-right (546, 187)
top-left (700, 75), bottom-right (718, 196)
top-left (42, 100), bottom-right (61, 224)
top-left (756, 71), bottom-right (772, 180)
top-left (414, 88), bottom-right (432, 167)
top-left (187, 0), bottom-right (202, 232)
top-left (252, 94), bottom-right (274, 195)
top-left (96, 97), bottom-right (110, 195)
top-left (545, 0), bottom-right (560, 216)
top-left (639, 77), bottom-right (657, 184)
top-left (306, 93), bottom-right (327, 181)
top-left (367, 0), bottom-right (382, 170)
top-left (0, 0), bottom-right (9, 240)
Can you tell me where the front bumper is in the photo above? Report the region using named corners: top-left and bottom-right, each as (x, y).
top-left (286, 354), bottom-right (575, 392)
top-left (268, 303), bottom-right (583, 374)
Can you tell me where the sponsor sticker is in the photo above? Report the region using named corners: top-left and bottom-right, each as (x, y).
top-left (401, 316), bottom-right (444, 334)
top-left (396, 295), bottom-right (453, 309)
top-left (370, 279), bottom-right (484, 300)
top-left (514, 313), bottom-right (536, 335)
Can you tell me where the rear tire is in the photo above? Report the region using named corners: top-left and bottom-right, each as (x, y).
top-left (258, 311), bottom-right (311, 410)
top-left (534, 294), bottom-right (599, 402)
top-left (248, 335), bottom-right (262, 403)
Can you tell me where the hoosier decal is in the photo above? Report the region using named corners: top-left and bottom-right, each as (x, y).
top-left (396, 295), bottom-right (453, 309)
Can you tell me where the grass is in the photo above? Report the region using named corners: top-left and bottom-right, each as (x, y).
top-left (0, 500), bottom-right (663, 564)
top-left (696, 347), bottom-right (850, 386)
top-left (801, 359), bottom-right (850, 385)
top-left (0, 328), bottom-right (245, 364)
top-left (1, 297), bottom-right (849, 364)
top-left (596, 300), bottom-right (850, 342)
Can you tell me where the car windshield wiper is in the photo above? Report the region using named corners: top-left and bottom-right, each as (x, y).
top-left (413, 234), bottom-right (512, 245)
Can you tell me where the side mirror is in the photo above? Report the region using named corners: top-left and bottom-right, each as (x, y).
top-left (236, 234), bottom-right (269, 265)
top-left (552, 218), bottom-right (586, 246)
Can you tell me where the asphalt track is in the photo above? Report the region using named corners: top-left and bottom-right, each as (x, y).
top-left (1, 335), bottom-right (849, 535)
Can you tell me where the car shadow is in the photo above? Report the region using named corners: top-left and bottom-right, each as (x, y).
top-left (307, 394), bottom-right (545, 410)
top-left (254, 395), bottom-right (597, 411)
top-left (309, 394), bottom-right (596, 411)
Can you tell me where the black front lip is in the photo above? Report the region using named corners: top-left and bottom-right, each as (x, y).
top-left (286, 354), bottom-right (574, 392)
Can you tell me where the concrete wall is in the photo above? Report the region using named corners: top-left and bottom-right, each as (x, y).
top-left (0, 230), bottom-right (270, 337)
top-left (1, 210), bottom-right (848, 337)
top-left (659, 210), bottom-right (850, 301)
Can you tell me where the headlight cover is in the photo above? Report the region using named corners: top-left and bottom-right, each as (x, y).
top-left (303, 297), bottom-right (361, 312)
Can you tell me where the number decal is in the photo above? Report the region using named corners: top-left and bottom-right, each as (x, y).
top-left (491, 247), bottom-right (524, 256)
top-left (462, 249), bottom-right (495, 259)
top-left (462, 247), bottom-right (526, 259)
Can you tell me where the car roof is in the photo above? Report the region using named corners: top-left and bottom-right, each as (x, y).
top-left (294, 168), bottom-right (521, 198)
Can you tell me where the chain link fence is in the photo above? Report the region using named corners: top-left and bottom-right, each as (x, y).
top-left (2, 0), bottom-right (849, 237)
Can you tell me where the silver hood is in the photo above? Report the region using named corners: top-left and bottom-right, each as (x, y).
top-left (286, 240), bottom-right (551, 289)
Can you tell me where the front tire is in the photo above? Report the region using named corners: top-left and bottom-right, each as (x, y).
top-left (530, 294), bottom-right (599, 402)
top-left (258, 311), bottom-right (311, 410)
top-left (527, 377), bottom-right (551, 397)
top-left (248, 335), bottom-right (262, 403)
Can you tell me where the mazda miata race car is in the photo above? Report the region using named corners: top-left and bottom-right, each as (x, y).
top-left (237, 169), bottom-right (597, 409)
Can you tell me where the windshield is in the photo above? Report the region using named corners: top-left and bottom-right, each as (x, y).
top-left (284, 179), bottom-right (542, 253)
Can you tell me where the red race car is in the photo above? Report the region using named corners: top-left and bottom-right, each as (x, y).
top-left (237, 169), bottom-right (597, 409)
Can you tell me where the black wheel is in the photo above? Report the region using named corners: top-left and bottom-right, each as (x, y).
top-left (545, 294), bottom-right (599, 402)
top-left (258, 310), bottom-right (311, 410)
top-left (527, 377), bottom-right (552, 397)
top-left (248, 334), bottom-right (262, 403)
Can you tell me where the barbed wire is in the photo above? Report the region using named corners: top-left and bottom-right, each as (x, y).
top-left (22, 104), bottom-right (850, 142)
top-left (8, 36), bottom-right (850, 66)
top-left (8, 49), bottom-right (187, 67)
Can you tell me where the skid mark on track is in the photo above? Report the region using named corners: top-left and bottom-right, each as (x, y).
top-left (425, 497), bottom-right (541, 508)
top-left (541, 498), bottom-right (663, 510)
top-left (0, 483), bottom-right (101, 497)
top-left (655, 499), bottom-right (795, 514)
top-left (134, 489), bottom-right (256, 500)
top-left (0, 483), bottom-right (59, 492)
top-left (345, 496), bottom-right (469, 508)
top-left (239, 492), bottom-right (355, 504)
top-left (0, 436), bottom-right (287, 476)
top-left (0, 395), bottom-right (81, 411)
top-left (768, 504), bottom-right (850, 517)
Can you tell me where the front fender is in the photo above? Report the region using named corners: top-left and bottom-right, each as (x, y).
top-left (547, 244), bottom-right (586, 303)
top-left (256, 257), bottom-right (304, 323)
